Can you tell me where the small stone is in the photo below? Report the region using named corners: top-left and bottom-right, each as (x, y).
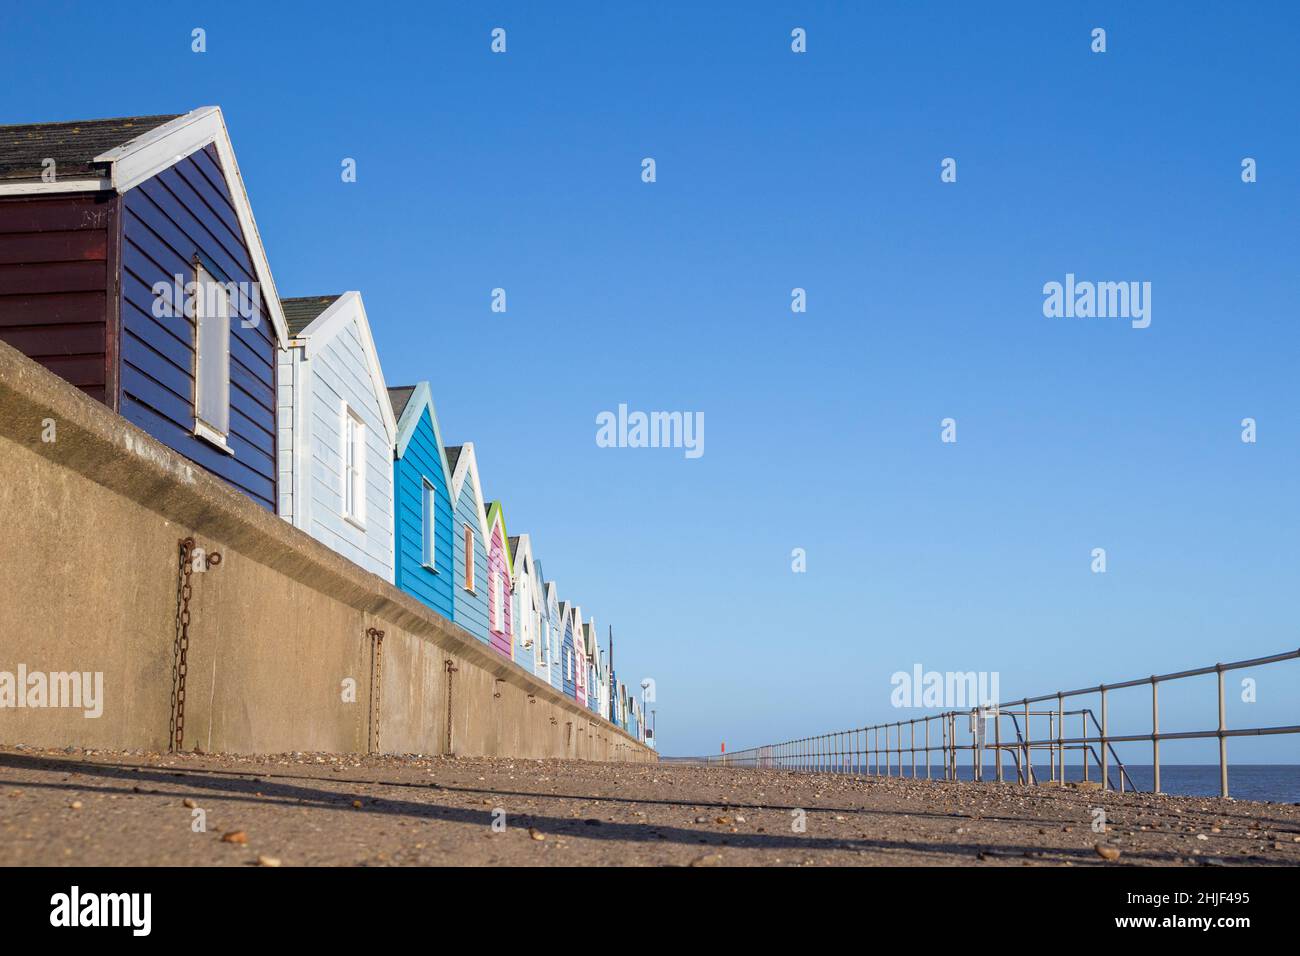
top-left (714, 816), bottom-right (731, 825)
top-left (256, 855), bottom-right (281, 867)
top-left (690, 853), bottom-right (724, 867)
top-left (1095, 844), bottom-right (1121, 861)
top-left (69, 801), bottom-right (82, 810)
top-left (182, 798), bottom-right (197, 809)
top-left (352, 800), bottom-right (363, 809)
top-left (529, 828), bottom-right (546, 841)
top-left (221, 831), bottom-right (248, 845)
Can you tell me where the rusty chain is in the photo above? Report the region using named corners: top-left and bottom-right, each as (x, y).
top-left (444, 659), bottom-right (458, 755)
top-left (367, 628), bottom-right (384, 754)
top-left (170, 537), bottom-right (220, 753)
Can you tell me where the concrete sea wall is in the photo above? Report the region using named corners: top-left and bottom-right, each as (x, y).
top-left (0, 341), bottom-right (653, 762)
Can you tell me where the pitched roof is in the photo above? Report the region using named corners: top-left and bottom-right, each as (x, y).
top-left (445, 445), bottom-right (463, 475)
top-left (282, 295), bottom-right (342, 336)
top-left (0, 114), bottom-right (181, 182)
top-left (387, 386), bottom-right (416, 422)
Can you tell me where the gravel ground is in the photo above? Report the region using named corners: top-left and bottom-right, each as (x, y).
top-left (2, 745), bottom-right (1299, 866)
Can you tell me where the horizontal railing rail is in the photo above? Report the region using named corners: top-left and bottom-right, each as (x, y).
top-left (666, 647), bottom-right (1300, 798)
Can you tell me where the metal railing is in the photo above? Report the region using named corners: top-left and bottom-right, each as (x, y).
top-left (671, 647), bottom-right (1300, 798)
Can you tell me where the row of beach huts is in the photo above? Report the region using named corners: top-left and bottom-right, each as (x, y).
top-left (0, 106), bottom-right (652, 746)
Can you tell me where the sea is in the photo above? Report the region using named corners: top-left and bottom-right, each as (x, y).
top-left (884, 764), bottom-right (1300, 804)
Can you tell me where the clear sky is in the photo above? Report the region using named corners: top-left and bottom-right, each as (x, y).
top-left (4, 2), bottom-right (1297, 762)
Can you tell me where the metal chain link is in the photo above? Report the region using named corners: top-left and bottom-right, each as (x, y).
top-left (170, 537), bottom-right (220, 753)
top-left (444, 659), bottom-right (458, 755)
top-left (367, 628), bottom-right (384, 753)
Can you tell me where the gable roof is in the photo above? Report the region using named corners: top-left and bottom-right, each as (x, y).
top-left (483, 501), bottom-right (513, 575)
top-left (387, 386), bottom-right (415, 423)
top-left (282, 295), bottom-right (341, 336)
top-left (285, 291), bottom-right (396, 443)
top-left (0, 107), bottom-right (289, 346)
top-left (446, 443), bottom-right (491, 552)
top-left (0, 114), bottom-right (180, 181)
top-left (387, 381), bottom-right (454, 502)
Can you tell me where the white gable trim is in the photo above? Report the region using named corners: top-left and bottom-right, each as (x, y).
top-left (511, 533), bottom-right (538, 605)
top-left (449, 442), bottom-right (492, 550)
top-left (296, 291), bottom-right (397, 443)
top-left (90, 106), bottom-right (289, 346)
top-left (392, 381), bottom-right (454, 494)
top-left (0, 178), bottom-right (112, 195)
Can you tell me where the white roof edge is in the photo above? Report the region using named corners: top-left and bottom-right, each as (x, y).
top-left (299, 291), bottom-right (397, 443)
top-left (91, 106), bottom-right (289, 347)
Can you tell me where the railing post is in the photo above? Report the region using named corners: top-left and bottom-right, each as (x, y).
top-left (911, 720), bottom-right (916, 778)
top-left (1048, 711), bottom-right (1055, 784)
top-left (1100, 686), bottom-right (1109, 791)
top-left (994, 706), bottom-right (1003, 782)
top-left (925, 716), bottom-right (931, 779)
top-left (1217, 665), bottom-right (1228, 798)
top-left (1081, 710), bottom-right (1089, 782)
top-left (1151, 677), bottom-right (1161, 794)
top-left (1023, 699), bottom-right (1031, 785)
top-left (1056, 694), bottom-right (1064, 785)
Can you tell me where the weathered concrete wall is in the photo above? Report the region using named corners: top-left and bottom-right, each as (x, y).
top-left (0, 341), bottom-right (654, 763)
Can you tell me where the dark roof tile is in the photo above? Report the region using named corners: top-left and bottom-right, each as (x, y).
top-left (387, 385), bottom-right (416, 422)
top-left (0, 114), bottom-right (181, 182)
top-left (281, 295), bottom-right (342, 336)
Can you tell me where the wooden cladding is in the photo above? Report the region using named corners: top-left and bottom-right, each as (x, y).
top-left (0, 194), bottom-right (114, 402)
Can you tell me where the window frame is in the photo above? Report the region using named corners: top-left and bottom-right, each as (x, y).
top-left (462, 524), bottom-right (475, 592)
top-left (420, 478), bottom-right (437, 569)
top-left (341, 403), bottom-right (366, 528)
top-left (192, 262), bottom-right (233, 454)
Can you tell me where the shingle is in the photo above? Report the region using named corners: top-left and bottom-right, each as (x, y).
top-left (0, 114), bottom-right (181, 182)
top-left (386, 385), bottom-right (416, 422)
top-left (281, 295), bottom-right (342, 336)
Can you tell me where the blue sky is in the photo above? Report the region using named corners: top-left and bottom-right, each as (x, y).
top-left (4, 2), bottom-right (1298, 761)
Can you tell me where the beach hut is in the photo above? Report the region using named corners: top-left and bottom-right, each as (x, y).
top-left (277, 293), bottom-right (395, 580)
top-left (387, 382), bottom-right (454, 618)
top-left (595, 648), bottom-right (611, 722)
top-left (558, 601), bottom-right (577, 699)
top-left (0, 107), bottom-right (289, 510)
top-left (446, 444), bottom-right (491, 644)
top-left (571, 604), bottom-right (588, 707)
top-left (540, 579), bottom-right (563, 692)
top-left (509, 534), bottom-right (542, 676)
top-left (583, 618), bottom-right (602, 716)
top-left (482, 501), bottom-right (513, 660)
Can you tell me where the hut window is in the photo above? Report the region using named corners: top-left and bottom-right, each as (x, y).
top-left (463, 525), bottom-right (474, 591)
top-left (421, 479), bottom-right (436, 568)
top-left (193, 263), bottom-right (231, 451)
top-left (565, 649), bottom-right (572, 680)
top-left (491, 572), bottom-right (503, 630)
top-left (342, 406), bottom-right (365, 524)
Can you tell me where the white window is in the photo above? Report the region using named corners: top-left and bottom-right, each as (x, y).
top-left (193, 263), bottom-right (231, 451)
top-left (565, 649), bottom-right (572, 680)
top-left (463, 525), bottom-right (474, 591)
top-left (421, 479), bottom-right (436, 568)
top-left (492, 573), bottom-right (504, 631)
top-left (342, 405), bottom-right (365, 525)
